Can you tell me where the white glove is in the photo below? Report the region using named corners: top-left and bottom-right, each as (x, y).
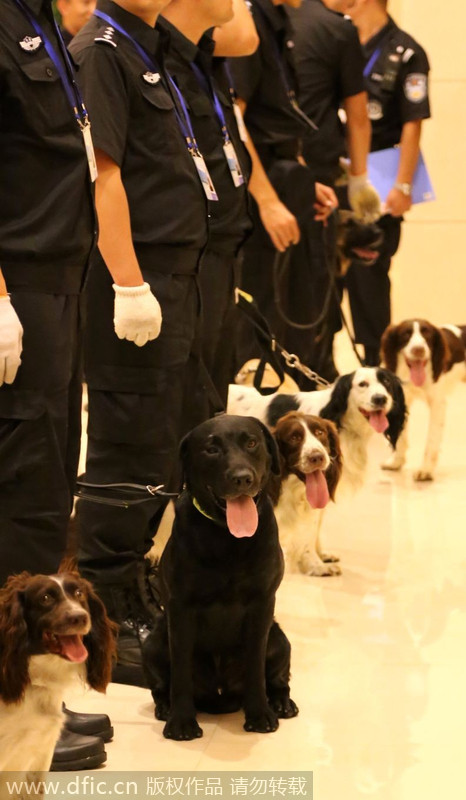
top-left (113, 282), bottom-right (162, 347)
top-left (348, 172), bottom-right (381, 223)
top-left (0, 296), bottom-right (23, 386)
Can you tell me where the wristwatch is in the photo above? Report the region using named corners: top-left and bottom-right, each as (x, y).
top-left (394, 182), bottom-right (412, 196)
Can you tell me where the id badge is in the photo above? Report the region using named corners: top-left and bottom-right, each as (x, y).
top-left (233, 103), bottom-right (248, 143)
top-left (223, 141), bottom-right (245, 188)
top-left (192, 152), bottom-right (218, 201)
top-left (82, 122), bottom-right (98, 182)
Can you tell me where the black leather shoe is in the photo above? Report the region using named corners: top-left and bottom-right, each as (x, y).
top-left (50, 729), bottom-right (106, 772)
top-left (63, 705), bottom-right (113, 742)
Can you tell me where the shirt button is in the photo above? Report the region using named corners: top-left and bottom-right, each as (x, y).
top-left (46, 67), bottom-right (53, 77)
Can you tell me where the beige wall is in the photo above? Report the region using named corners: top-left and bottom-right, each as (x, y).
top-left (387, 0), bottom-right (466, 324)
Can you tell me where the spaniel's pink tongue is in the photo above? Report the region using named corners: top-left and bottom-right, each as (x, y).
top-left (226, 496), bottom-right (258, 538)
top-left (59, 635), bottom-right (88, 663)
top-left (305, 471), bottom-right (329, 509)
top-left (409, 360), bottom-right (426, 387)
top-left (369, 410), bottom-right (389, 433)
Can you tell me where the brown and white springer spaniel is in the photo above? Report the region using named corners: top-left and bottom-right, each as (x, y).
top-left (268, 412), bottom-right (343, 577)
top-left (0, 571), bottom-right (116, 774)
top-left (381, 320), bottom-right (466, 480)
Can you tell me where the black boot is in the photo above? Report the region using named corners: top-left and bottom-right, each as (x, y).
top-left (95, 571), bottom-right (159, 688)
top-left (50, 729), bottom-right (106, 771)
top-left (63, 705), bottom-right (113, 742)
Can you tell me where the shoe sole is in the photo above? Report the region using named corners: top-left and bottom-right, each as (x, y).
top-left (50, 750), bottom-right (107, 772)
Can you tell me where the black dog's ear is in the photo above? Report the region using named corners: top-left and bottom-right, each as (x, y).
top-left (319, 373), bottom-right (354, 429)
top-left (254, 418), bottom-right (281, 476)
top-left (383, 371), bottom-right (408, 448)
top-left (380, 325), bottom-right (400, 374)
top-left (324, 421), bottom-right (343, 502)
top-left (0, 572), bottom-right (31, 704)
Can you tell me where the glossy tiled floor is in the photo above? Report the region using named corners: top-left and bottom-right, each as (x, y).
top-left (69, 341), bottom-right (466, 799)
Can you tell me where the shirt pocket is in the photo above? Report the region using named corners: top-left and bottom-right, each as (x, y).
top-left (138, 79), bottom-right (182, 154)
top-left (18, 56), bottom-right (76, 135)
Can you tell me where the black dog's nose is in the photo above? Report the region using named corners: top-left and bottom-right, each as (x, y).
top-left (371, 394), bottom-right (387, 408)
top-left (229, 468), bottom-right (254, 492)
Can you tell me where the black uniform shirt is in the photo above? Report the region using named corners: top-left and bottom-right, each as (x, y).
top-left (0, 0), bottom-right (94, 284)
top-left (159, 18), bottom-right (251, 251)
top-left (290, 0), bottom-right (365, 181)
top-left (227, 0), bottom-right (312, 147)
top-left (363, 17), bottom-right (430, 152)
top-left (69, 0), bottom-right (207, 252)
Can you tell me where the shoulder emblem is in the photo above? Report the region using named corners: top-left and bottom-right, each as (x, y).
top-left (404, 73), bottom-right (427, 103)
top-left (94, 25), bottom-right (118, 47)
top-left (19, 35), bottom-right (42, 52)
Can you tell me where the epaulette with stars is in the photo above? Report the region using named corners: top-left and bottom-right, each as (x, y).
top-left (94, 24), bottom-right (118, 48)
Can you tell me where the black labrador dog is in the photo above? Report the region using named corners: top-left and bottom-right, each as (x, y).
top-left (143, 414), bottom-right (298, 740)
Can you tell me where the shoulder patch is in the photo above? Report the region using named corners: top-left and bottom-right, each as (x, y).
top-left (404, 73), bottom-right (427, 103)
top-left (95, 25), bottom-right (118, 47)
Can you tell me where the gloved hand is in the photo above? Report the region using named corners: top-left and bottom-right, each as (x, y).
top-left (0, 295), bottom-right (23, 386)
top-left (348, 172), bottom-right (381, 223)
top-left (113, 282), bottom-right (162, 347)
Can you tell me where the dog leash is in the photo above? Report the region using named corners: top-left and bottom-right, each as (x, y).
top-left (235, 288), bottom-right (331, 391)
top-left (75, 480), bottom-right (179, 508)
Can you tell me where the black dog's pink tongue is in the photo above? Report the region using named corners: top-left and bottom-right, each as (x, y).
top-left (409, 360), bottom-right (426, 387)
top-left (226, 496), bottom-right (258, 538)
top-left (369, 410), bottom-right (389, 433)
top-left (305, 471), bottom-right (329, 509)
top-left (59, 634), bottom-right (88, 663)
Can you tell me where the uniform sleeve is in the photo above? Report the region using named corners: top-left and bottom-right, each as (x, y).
top-left (399, 46), bottom-right (431, 123)
top-left (338, 24), bottom-right (365, 100)
top-left (73, 43), bottom-right (130, 166)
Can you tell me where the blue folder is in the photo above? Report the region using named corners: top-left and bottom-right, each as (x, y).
top-left (368, 147), bottom-right (436, 205)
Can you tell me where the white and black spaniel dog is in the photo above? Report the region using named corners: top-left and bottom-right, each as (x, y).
top-left (381, 319), bottom-right (466, 480)
top-left (0, 571), bottom-right (116, 774)
top-left (267, 412), bottom-right (343, 577)
top-left (228, 367), bottom-right (407, 495)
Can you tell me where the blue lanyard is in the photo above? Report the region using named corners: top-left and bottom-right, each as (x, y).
top-left (13, 0), bottom-right (88, 126)
top-left (253, 2), bottom-right (317, 131)
top-left (363, 46), bottom-right (382, 78)
top-left (94, 9), bottom-right (199, 151)
top-left (190, 62), bottom-right (231, 144)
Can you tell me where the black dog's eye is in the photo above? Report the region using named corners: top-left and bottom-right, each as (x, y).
top-left (205, 444), bottom-right (220, 455)
top-left (246, 438), bottom-right (257, 449)
top-left (358, 381), bottom-right (369, 388)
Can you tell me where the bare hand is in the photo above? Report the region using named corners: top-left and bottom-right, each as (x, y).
top-left (314, 182), bottom-right (338, 226)
top-left (384, 187), bottom-right (412, 217)
top-left (259, 199), bottom-right (300, 252)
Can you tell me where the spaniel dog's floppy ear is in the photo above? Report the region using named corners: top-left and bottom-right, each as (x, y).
top-left (323, 420), bottom-right (343, 502)
top-left (380, 325), bottom-right (400, 374)
top-left (0, 572), bottom-right (32, 703)
top-left (384, 372), bottom-right (408, 449)
top-left (319, 373), bottom-right (354, 429)
top-left (431, 327), bottom-right (449, 382)
top-left (81, 579), bottom-right (117, 693)
top-left (254, 418), bottom-right (281, 477)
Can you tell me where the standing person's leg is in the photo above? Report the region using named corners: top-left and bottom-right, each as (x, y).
top-left (0, 292), bottom-right (81, 586)
top-left (345, 215), bottom-right (402, 365)
top-left (77, 254), bottom-right (200, 681)
top-left (199, 248), bottom-right (242, 407)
